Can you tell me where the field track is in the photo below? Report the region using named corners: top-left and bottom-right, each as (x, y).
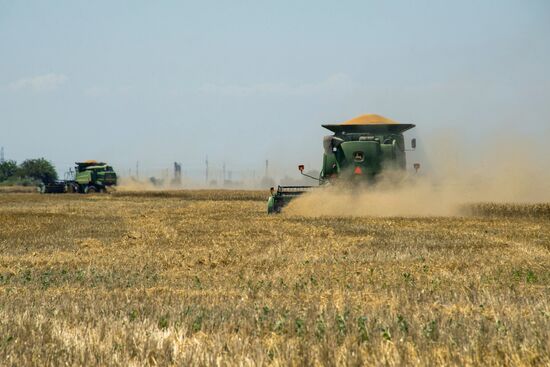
top-left (0, 191), bottom-right (548, 366)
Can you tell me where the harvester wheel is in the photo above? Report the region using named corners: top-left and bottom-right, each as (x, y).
top-left (86, 185), bottom-right (97, 194)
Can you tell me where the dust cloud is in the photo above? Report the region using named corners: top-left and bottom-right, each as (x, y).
top-left (116, 176), bottom-right (269, 191)
top-left (285, 134), bottom-right (550, 217)
top-left (116, 177), bottom-right (196, 191)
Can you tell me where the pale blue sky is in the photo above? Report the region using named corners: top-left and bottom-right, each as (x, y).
top-left (1, 1), bottom-right (549, 181)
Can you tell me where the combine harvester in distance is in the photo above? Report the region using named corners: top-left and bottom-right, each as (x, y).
top-left (39, 160), bottom-right (118, 194)
top-left (267, 114), bottom-right (419, 213)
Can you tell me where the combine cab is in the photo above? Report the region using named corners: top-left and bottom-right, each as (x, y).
top-left (268, 114), bottom-right (418, 213)
top-left (39, 160), bottom-right (117, 194)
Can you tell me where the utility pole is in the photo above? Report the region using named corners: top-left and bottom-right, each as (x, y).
top-left (173, 162), bottom-right (182, 185)
top-left (136, 161), bottom-right (139, 180)
top-left (223, 162), bottom-right (226, 183)
top-left (265, 159), bottom-right (269, 178)
top-left (0, 147), bottom-right (4, 163)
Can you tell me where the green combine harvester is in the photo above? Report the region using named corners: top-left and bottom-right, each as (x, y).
top-left (39, 160), bottom-right (117, 194)
top-left (267, 114), bottom-right (418, 213)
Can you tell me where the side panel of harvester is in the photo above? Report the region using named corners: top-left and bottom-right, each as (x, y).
top-left (74, 163), bottom-right (117, 193)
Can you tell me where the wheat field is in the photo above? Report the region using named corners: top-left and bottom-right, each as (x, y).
top-left (0, 192), bottom-right (548, 366)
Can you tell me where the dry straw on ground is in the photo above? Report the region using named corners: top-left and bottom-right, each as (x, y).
top-left (0, 191), bottom-right (549, 366)
top-left (0, 186), bottom-right (36, 194)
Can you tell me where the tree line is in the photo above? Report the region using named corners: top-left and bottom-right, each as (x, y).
top-left (0, 158), bottom-right (58, 185)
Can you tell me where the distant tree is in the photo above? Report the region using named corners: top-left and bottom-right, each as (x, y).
top-left (0, 160), bottom-right (18, 182)
top-left (17, 158), bottom-right (58, 183)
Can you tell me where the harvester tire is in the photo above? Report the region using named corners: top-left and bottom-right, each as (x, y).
top-left (86, 185), bottom-right (97, 194)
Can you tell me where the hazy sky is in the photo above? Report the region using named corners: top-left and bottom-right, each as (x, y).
top-left (1, 1), bottom-right (549, 181)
